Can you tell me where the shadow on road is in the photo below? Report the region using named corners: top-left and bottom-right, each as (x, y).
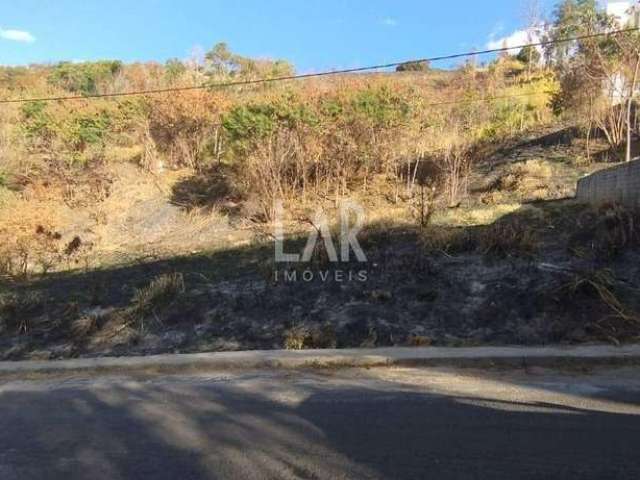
top-left (1, 371), bottom-right (639, 480)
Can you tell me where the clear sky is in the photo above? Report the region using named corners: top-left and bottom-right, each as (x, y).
top-left (0, 0), bottom-right (559, 71)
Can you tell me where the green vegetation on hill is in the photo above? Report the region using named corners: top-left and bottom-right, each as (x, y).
top-left (0, 0), bottom-right (639, 279)
top-left (49, 60), bottom-right (123, 95)
top-left (1, 0), bottom-right (640, 358)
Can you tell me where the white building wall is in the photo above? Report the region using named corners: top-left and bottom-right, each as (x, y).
top-left (607, 1), bottom-right (640, 26)
top-left (605, 2), bottom-right (640, 104)
top-left (608, 1), bottom-right (631, 21)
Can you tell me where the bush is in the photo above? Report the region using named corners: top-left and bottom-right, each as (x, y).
top-left (559, 268), bottom-right (638, 325)
top-left (223, 104), bottom-right (277, 144)
top-left (165, 58), bottom-right (186, 83)
top-left (516, 46), bottom-right (541, 66)
top-left (0, 291), bottom-right (46, 335)
top-left (478, 218), bottom-right (538, 258)
top-left (49, 61), bottom-right (123, 95)
top-left (396, 61), bottom-right (430, 72)
top-left (147, 91), bottom-right (224, 169)
top-left (223, 98), bottom-right (318, 145)
top-left (204, 42), bottom-right (294, 79)
top-left (570, 204), bottom-right (640, 259)
top-left (350, 86), bottom-right (410, 127)
top-left (20, 98), bottom-right (135, 164)
top-left (5, 57), bottom-right (556, 225)
top-left (421, 227), bottom-right (474, 255)
top-left (20, 101), bottom-right (53, 149)
top-left (130, 273), bottom-right (186, 320)
top-left (284, 324), bottom-right (336, 350)
top-left (65, 111), bottom-right (112, 150)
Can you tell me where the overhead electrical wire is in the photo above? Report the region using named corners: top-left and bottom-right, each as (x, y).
top-left (0, 26), bottom-right (637, 105)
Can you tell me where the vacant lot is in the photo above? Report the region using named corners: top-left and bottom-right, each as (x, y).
top-left (1, 125), bottom-right (639, 360)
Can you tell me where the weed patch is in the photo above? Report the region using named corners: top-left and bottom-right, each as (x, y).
top-left (130, 273), bottom-right (186, 322)
top-left (477, 219), bottom-right (539, 258)
top-left (570, 204), bottom-right (640, 259)
top-left (284, 324), bottom-right (337, 350)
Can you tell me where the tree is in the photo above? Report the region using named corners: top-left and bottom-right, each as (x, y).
top-left (205, 42), bottom-right (237, 77)
top-left (48, 61), bottom-right (122, 95)
top-left (516, 45), bottom-right (541, 66)
top-left (551, 4), bottom-right (640, 162)
top-left (204, 42), bottom-right (294, 80)
top-left (520, 0), bottom-right (544, 77)
top-left (544, 0), bottom-right (603, 67)
top-left (395, 60), bottom-right (430, 72)
top-left (165, 58), bottom-right (186, 83)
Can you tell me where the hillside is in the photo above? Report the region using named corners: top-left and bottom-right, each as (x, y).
top-left (1, 43), bottom-right (640, 359)
top-left (1, 118), bottom-right (639, 360)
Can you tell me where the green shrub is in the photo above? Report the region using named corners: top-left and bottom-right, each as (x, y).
top-left (67, 112), bottom-right (112, 148)
top-left (351, 86), bottom-right (410, 127)
top-left (223, 104), bottom-right (277, 143)
top-left (320, 97), bottom-right (345, 118)
top-left (165, 58), bottom-right (186, 83)
top-left (516, 46), bottom-right (541, 66)
top-left (20, 101), bottom-right (53, 147)
top-left (223, 98), bottom-right (318, 151)
top-left (204, 42), bottom-right (294, 79)
top-left (49, 61), bottom-right (122, 95)
top-left (396, 60), bottom-right (430, 72)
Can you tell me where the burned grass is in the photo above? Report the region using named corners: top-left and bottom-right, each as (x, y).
top-left (0, 199), bottom-right (638, 360)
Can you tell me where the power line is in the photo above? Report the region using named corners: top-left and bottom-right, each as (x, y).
top-left (1, 26), bottom-right (637, 105)
top-left (424, 25), bottom-right (639, 63)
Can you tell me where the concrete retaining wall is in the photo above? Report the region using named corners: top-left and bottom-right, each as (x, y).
top-left (576, 159), bottom-right (640, 208)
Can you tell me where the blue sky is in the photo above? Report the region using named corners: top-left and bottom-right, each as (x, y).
top-left (0, 0), bottom-right (559, 71)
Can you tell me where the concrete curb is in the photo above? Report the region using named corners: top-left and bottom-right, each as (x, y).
top-left (1, 345), bottom-right (640, 378)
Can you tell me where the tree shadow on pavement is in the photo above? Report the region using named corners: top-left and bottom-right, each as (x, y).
top-left (1, 373), bottom-right (639, 480)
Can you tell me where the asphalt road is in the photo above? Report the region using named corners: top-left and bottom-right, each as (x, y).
top-left (1, 366), bottom-right (640, 479)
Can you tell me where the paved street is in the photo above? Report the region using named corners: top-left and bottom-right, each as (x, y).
top-left (1, 366), bottom-right (640, 479)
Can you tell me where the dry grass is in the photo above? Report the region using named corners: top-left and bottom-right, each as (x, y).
top-left (431, 203), bottom-right (524, 227)
top-left (70, 315), bottom-right (99, 339)
top-left (104, 145), bottom-right (144, 164)
top-left (0, 291), bottom-right (46, 335)
top-left (495, 159), bottom-right (553, 201)
top-left (477, 219), bottom-right (539, 258)
top-left (0, 66), bottom-right (556, 277)
top-left (284, 324), bottom-right (337, 350)
top-left (0, 162), bottom-right (248, 278)
top-left (422, 215), bottom-right (538, 258)
top-left (284, 326), bottom-right (308, 350)
top-left (407, 335), bottom-right (433, 347)
top-left (599, 204), bottom-right (640, 254)
top-left (0, 197), bottom-right (71, 277)
top-left (420, 227), bottom-right (474, 255)
top-left (560, 268), bottom-right (639, 326)
top-left (89, 164), bottom-right (244, 259)
top-left (480, 190), bottom-right (508, 206)
top-left (130, 272), bottom-right (186, 320)
top-left (83, 272), bottom-right (187, 342)
top-left (570, 203), bottom-right (640, 259)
